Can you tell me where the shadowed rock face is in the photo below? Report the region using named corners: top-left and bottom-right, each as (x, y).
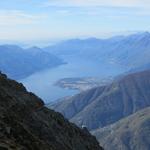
top-left (50, 70), bottom-right (150, 130)
top-left (92, 107), bottom-right (150, 150)
top-left (0, 72), bottom-right (103, 150)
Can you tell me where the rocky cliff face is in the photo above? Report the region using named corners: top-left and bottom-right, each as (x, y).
top-left (0, 72), bottom-right (103, 150)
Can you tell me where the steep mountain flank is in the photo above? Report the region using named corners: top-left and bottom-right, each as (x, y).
top-left (0, 45), bottom-right (63, 79)
top-left (92, 107), bottom-right (150, 150)
top-left (50, 70), bottom-right (150, 130)
top-left (0, 72), bottom-right (103, 150)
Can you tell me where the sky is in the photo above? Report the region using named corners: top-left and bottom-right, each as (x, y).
top-left (0, 0), bottom-right (150, 45)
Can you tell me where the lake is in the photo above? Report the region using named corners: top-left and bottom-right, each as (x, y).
top-left (20, 57), bottom-right (126, 104)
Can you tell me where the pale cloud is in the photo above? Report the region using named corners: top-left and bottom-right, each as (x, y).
top-left (0, 9), bottom-right (48, 41)
top-left (0, 0), bottom-right (150, 42)
top-left (0, 10), bottom-right (47, 26)
top-left (43, 0), bottom-right (150, 8)
top-left (56, 10), bottom-right (71, 15)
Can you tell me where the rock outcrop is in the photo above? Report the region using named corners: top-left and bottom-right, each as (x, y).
top-left (0, 72), bottom-right (103, 150)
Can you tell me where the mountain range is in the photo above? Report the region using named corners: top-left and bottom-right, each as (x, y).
top-left (0, 32), bottom-right (150, 149)
top-left (0, 45), bottom-right (64, 79)
top-left (50, 69), bottom-right (150, 149)
top-left (50, 70), bottom-right (150, 130)
top-left (1, 32), bottom-right (150, 80)
top-left (0, 72), bottom-right (103, 150)
top-left (45, 32), bottom-right (150, 71)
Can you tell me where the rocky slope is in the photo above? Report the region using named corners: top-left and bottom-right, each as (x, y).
top-left (50, 70), bottom-right (150, 130)
top-left (0, 72), bottom-right (103, 150)
top-left (92, 107), bottom-right (150, 150)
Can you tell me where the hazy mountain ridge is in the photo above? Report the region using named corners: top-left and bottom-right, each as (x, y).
top-left (50, 70), bottom-right (150, 130)
top-left (0, 72), bottom-right (103, 150)
top-left (92, 107), bottom-right (150, 150)
top-left (129, 62), bottom-right (150, 73)
top-left (0, 45), bottom-right (64, 79)
top-left (1, 32), bottom-right (150, 90)
top-left (45, 32), bottom-right (150, 70)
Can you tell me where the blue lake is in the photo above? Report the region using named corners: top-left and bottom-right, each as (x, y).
top-left (20, 57), bottom-right (126, 103)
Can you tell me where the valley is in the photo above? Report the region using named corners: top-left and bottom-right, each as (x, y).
top-left (20, 57), bottom-right (125, 103)
top-left (0, 32), bottom-right (150, 150)
top-left (20, 32), bottom-right (150, 103)
top-left (50, 69), bottom-right (150, 150)
top-left (1, 1), bottom-right (150, 149)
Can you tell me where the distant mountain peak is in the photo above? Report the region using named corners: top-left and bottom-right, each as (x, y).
top-left (127, 31), bottom-right (150, 40)
top-left (0, 44), bottom-right (23, 50)
top-left (0, 45), bottom-right (64, 79)
top-left (26, 46), bottom-right (43, 52)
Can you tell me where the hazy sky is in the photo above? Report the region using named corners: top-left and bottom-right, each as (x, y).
top-left (0, 0), bottom-right (150, 43)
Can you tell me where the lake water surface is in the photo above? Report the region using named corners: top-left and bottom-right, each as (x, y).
top-left (20, 57), bottom-right (126, 103)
